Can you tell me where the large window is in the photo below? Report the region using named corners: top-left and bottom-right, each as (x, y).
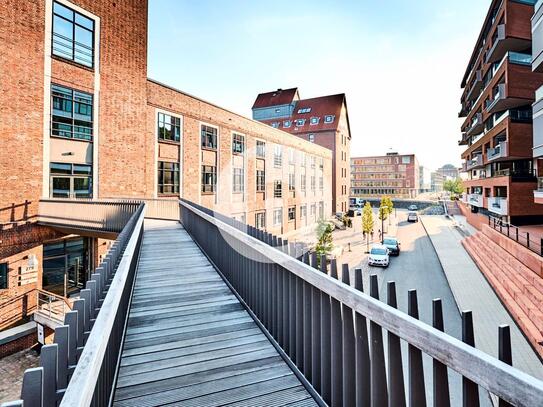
top-left (256, 140), bottom-right (266, 158)
top-left (232, 133), bottom-right (245, 154)
top-left (255, 212), bottom-right (266, 229)
top-left (274, 180), bottom-right (282, 198)
top-left (289, 172), bottom-right (296, 191)
top-left (233, 168), bottom-right (244, 193)
top-left (201, 125), bottom-right (218, 149)
top-left (158, 161), bottom-right (180, 195)
top-left (202, 165), bottom-right (217, 193)
top-left (158, 113), bottom-right (181, 142)
top-left (52, 1), bottom-right (94, 67)
top-left (50, 162), bottom-right (92, 198)
top-left (273, 208), bottom-right (282, 226)
top-left (300, 168), bottom-right (306, 191)
top-left (52, 84), bottom-right (93, 141)
top-left (288, 207), bottom-right (296, 222)
top-left (256, 170), bottom-right (265, 192)
top-left (274, 145), bottom-right (282, 167)
top-left (0, 263), bottom-right (7, 289)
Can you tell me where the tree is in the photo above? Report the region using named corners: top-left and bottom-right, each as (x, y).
top-left (315, 219), bottom-right (334, 262)
top-left (383, 196), bottom-right (394, 225)
top-left (361, 202), bottom-right (374, 252)
top-left (378, 197), bottom-right (389, 242)
top-left (443, 178), bottom-right (464, 197)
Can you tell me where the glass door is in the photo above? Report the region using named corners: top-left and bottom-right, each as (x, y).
top-left (42, 254), bottom-right (68, 296)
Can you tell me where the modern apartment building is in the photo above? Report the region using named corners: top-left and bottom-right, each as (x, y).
top-left (350, 153), bottom-right (420, 199)
top-left (532, 0), bottom-right (543, 203)
top-left (0, 0), bottom-right (332, 325)
top-left (459, 0), bottom-right (543, 225)
top-left (252, 88), bottom-right (351, 214)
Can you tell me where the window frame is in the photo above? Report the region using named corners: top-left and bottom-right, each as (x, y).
top-left (201, 165), bottom-right (217, 194)
top-left (274, 180), bottom-right (282, 198)
top-left (274, 145), bottom-right (282, 168)
top-left (324, 115), bottom-right (335, 123)
top-left (0, 263), bottom-right (8, 290)
top-left (273, 208), bottom-right (283, 226)
top-left (157, 112), bottom-right (181, 142)
top-left (232, 133), bottom-right (245, 155)
top-left (232, 167), bottom-right (244, 193)
top-left (256, 169), bottom-right (266, 192)
top-left (288, 206), bottom-right (296, 222)
top-left (255, 211), bottom-right (266, 229)
top-left (50, 162), bottom-right (92, 199)
top-left (51, 83), bottom-right (93, 141)
top-left (295, 119), bottom-right (306, 127)
top-left (256, 140), bottom-right (266, 158)
top-left (157, 161), bottom-right (180, 196)
top-left (201, 124), bottom-right (218, 150)
top-left (310, 117), bottom-right (320, 125)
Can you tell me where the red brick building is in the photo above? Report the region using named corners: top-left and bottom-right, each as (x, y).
top-left (350, 153), bottom-right (420, 199)
top-left (252, 88), bottom-right (351, 214)
top-left (0, 0), bottom-right (332, 327)
top-left (459, 0), bottom-right (543, 225)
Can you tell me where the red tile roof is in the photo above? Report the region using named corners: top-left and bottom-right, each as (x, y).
top-left (261, 93), bottom-right (346, 133)
top-left (252, 88), bottom-right (299, 109)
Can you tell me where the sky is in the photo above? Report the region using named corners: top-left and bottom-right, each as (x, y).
top-left (148, 0), bottom-right (490, 170)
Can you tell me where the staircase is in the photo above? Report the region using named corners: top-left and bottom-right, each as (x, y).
top-left (33, 290), bottom-right (73, 329)
top-left (445, 200), bottom-right (462, 216)
top-left (462, 232), bottom-right (543, 358)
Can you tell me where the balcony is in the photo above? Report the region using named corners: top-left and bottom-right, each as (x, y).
top-left (465, 70), bottom-right (483, 102)
top-left (485, 83), bottom-right (506, 114)
top-left (466, 154), bottom-right (483, 170)
top-left (465, 113), bottom-right (484, 136)
top-left (488, 196), bottom-right (508, 215)
top-left (486, 24), bottom-right (532, 64)
top-left (487, 141), bottom-right (508, 162)
top-left (468, 193), bottom-right (484, 207)
top-left (534, 177), bottom-right (543, 202)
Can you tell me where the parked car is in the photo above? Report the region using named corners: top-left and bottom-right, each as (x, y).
top-left (407, 212), bottom-right (419, 222)
top-left (382, 237), bottom-right (400, 256)
top-left (408, 204), bottom-right (418, 211)
top-left (349, 205), bottom-right (362, 216)
top-left (368, 244), bottom-right (390, 267)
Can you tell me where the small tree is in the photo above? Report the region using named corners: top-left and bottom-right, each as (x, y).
top-left (378, 198), bottom-right (388, 240)
top-left (443, 178), bottom-right (464, 197)
top-left (361, 202), bottom-right (374, 252)
top-left (315, 219), bottom-right (334, 262)
top-left (383, 196), bottom-right (394, 225)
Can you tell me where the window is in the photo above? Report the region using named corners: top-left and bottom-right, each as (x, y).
top-left (297, 108), bottom-right (311, 114)
top-left (289, 172), bottom-right (296, 191)
top-left (324, 115), bottom-right (335, 123)
top-left (310, 117), bottom-right (320, 125)
top-left (402, 156), bottom-right (411, 164)
top-left (201, 125), bottom-right (218, 149)
top-left (289, 149), bottom-right (295, 164)
top-left (319, 158), bottom-right (324, 170)
top-left (271, 122), bottom-right (280, 128)
top-left (273, 208), bottom-right (283, 226)
top-left (311, 204), bottom-right (316, 216)
top-left (295, 119), bottom-right (306, 127)
top-left (275, 108), bottom-right (281, 114)
top-left (255, 212), bottom-right (266, 229)
top-left (52, 1), bottom-right (94, 67)
top-left (308, 134), bottom-right (315, 143)
top-left (310, 156), bottom-right (316, 168)
top-left (300, 169), bottom-right (306, 191)
top-left (301, 153), bottom-right (306, 167)
top-left (319, 176), bottom-right (323, 190)
top-left (158, 161), bottom-right (180, 195)
top-left (256, 140), bottom-right (266, 158)
top-left (50, 162), bottom-right (92, 198)
top-left (283, 120), bottom-right (292, 128)
top-left (52, 84), bottom-right (93, 141)
top-left (232, 133), bottom-right (245, 154)
top-left (274, 180), bottom-right (282, 198)
top-left (202, 165), bottom-right (217, 193)
top-left (311, 175), bottom-right (316, 191)
top-left (158, 112), bottom-right (181, 142)
top-left (274, 145), bottom-right (282, 167)
top-left (300, 205), bottom-right (307, 218)
top-left (233, 168), bottom-right (244, 193)
top-left (288, 207), bottom-right (296, 222)
top-left (256, 170), bottom-right (265, 192)
top-left (0, 263), bottom-right (8, 289)
top-left (319, 202), bottom-right (324, 218)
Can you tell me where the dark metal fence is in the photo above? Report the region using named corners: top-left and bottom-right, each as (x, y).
top-left (489, 216), bottom-right (543, 257)
top-left (1, 203), bottom-right (145, 407)
top-left (180, 199), bottom-right (543, 407)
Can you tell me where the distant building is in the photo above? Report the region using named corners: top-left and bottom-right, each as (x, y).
top-left (252, 88), bottom-right (351, 213)
top-left (351, 153), bottom-right (419, 199)
top-left (419, 166), bottom-right (432, 193)
top-left (431, 171), bottom-right (445, 192)
top-left (436, 164), bottom-right (459, 180)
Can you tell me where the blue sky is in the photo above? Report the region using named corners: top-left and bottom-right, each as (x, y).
top-left (148, 0), bottom-right (490, 170)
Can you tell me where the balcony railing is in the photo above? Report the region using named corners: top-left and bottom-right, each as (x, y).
top-left (179, 199), bottom-right (543, 406)
top-left (485, 83), bottom-right (506, 113)
top-left (486, 24), bottom-right (506, 63)
top-left (488, 196), bottom-right (509, 216)
top-left (487, 141), bottom-right (508, 161)
top-left (465, 113), bottom-right (483, 136)
top-left (466, 154), bottom-right (483, 170)
top-left (468, 193), bottom-right (484, 207)
top-left (489, 216), bottom-right (543, 257)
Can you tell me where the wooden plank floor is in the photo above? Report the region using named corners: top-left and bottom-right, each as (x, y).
top-left (113, 220), bottom-right (317, 407)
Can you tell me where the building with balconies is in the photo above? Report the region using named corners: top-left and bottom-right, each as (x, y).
top-left (532, 0), bottom-right (543, 203)
top-left (459, 0), bottom-right (543, 225)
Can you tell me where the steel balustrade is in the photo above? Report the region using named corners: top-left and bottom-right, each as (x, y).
top-left (179, 199), bottom-right (543, 407)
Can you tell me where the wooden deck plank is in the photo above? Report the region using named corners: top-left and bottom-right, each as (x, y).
top-left (113, 220), bottom-right (317, 406)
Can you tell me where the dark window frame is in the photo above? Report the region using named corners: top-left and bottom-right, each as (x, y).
top-left (232, 167), bottom-right (244, 193)
top-left (202, 165), bottom-right (217, 194)
top-left (158, 161), bottom-right (180, 195)
top-left (201, 125), bottom-right (218, 150)
top-left (232, 133), bottom-right (245, 155)
top-left (158, 112), bottom-right (181, 142)
top-left (288, 206), bottom-right (296, 222)
top-left (274, 180), bottom-right (282, 198)
top-left (255, 211), bottom-right (266, 229)
top-left (256, 169), bottom-right (266, 192)
top-left (256, 140), bottom-right (266, 158)
top-left (50, 162), bottom-right (92, 198)
top-left (0, 263), bottom-right (8, 290)
top-left (51, 84), bottom-right (93, 141)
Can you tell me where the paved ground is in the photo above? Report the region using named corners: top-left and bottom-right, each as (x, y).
top-left (421, 215), bottom-right (543, 383)
top-left (0, 348), bottom-right (39, 403)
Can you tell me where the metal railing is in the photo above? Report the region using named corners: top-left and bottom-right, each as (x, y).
top-left (179, 199), bottom-right (543, 407)
top-left (489, 216), bottom-right (543, 257)
top-left (2, 203), bottom-right (145, 407)
top-left (103, 197), bottom-right (179, 220)
top-left (35, 290), bottom-right (72, 326)
top-left (38, 199), bottom-right (141, 233)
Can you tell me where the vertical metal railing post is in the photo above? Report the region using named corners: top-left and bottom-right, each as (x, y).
top-left (311, 253), bottom-right (322, 393)
top-left (354, 268), bottom-right (370, 407)
top-left (387, 282), bottom-right (406, 407)
top-left (277, 237), bottom-right (284, 347)
top-left (432, 299), bottom-right (450, 407)
top-left (408, 290), bottom-right (427, 407)
top-left (342, 264), bottom-right (355, 407)
top-left (498, 325), bottom-right (513, 407)
top-left (302, 252), bottom-right (314, 380)
top-left (369, 274), bottom-right (388, 406)
top-left (288, 242), bottom-right (297, 360)
top-left (330, 260), bottom-right (343, 406)
top-left (462, 311), bottom-right (480, 407)
top-left (320, 255), bottom-right (332, 405)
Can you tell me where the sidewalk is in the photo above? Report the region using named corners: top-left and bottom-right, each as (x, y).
top-left (420, 215), bottom-right (543, 379)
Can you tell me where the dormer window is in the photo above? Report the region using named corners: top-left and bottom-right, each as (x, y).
top-left (308, 134), bottom-right (315, 143)
top-left (295, 119), bottom-right (306, 127)
top-left (310, 117), bottom-right (320, 125)
top-left (297, 108), bottom-right (311, 114)
top-left (271, 122), bottom-right (280, 128)
top-left (275, 108), bottom-right (281, 113)
top-left (324, 115), bottom-right (335, 123)
top-left (283, 120), bottom-right (292, 128)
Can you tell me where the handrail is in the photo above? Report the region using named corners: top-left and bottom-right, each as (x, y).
top-left (489, 216), bottom-right (543, 257)
top-left (179, 199), bottom-right (543, 406)
top-left (37, 289), bottom-right (72, 309)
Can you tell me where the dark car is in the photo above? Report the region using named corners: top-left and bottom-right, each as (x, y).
top-left (408, 204), bottom-right (418, 211)
top-left (383, 237), bottom-right (400, 256)
top-left (407, 212), bottom-right (419, 222)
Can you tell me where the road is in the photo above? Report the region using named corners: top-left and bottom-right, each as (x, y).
top-left (350, 210), bottom-right (491, 407)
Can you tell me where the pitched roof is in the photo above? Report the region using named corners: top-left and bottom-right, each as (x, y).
top-left (252, 88), bottom-right (299, 109)
top-left (261, 93), bottom-right (347, 133)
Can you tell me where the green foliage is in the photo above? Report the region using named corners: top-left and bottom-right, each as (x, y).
top-left (362, 202), bottom-right (374, 252)
top-left (315, 219), bottom-right (334, 258)
top-left (383, 196), bottom-right (394, 216)
top-left (378, 197), bottom-right (388, 221)
top-left (443, 178), bottom-right (465, 196)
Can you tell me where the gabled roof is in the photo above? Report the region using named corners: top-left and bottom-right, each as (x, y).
top-left (252, 88), bottom-right (299, 109)
top-left (261, 93), bottom-right (347, 133)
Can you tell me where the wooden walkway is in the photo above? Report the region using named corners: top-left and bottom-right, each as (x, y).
top-left (113, 220), bottom-right (317, 407)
